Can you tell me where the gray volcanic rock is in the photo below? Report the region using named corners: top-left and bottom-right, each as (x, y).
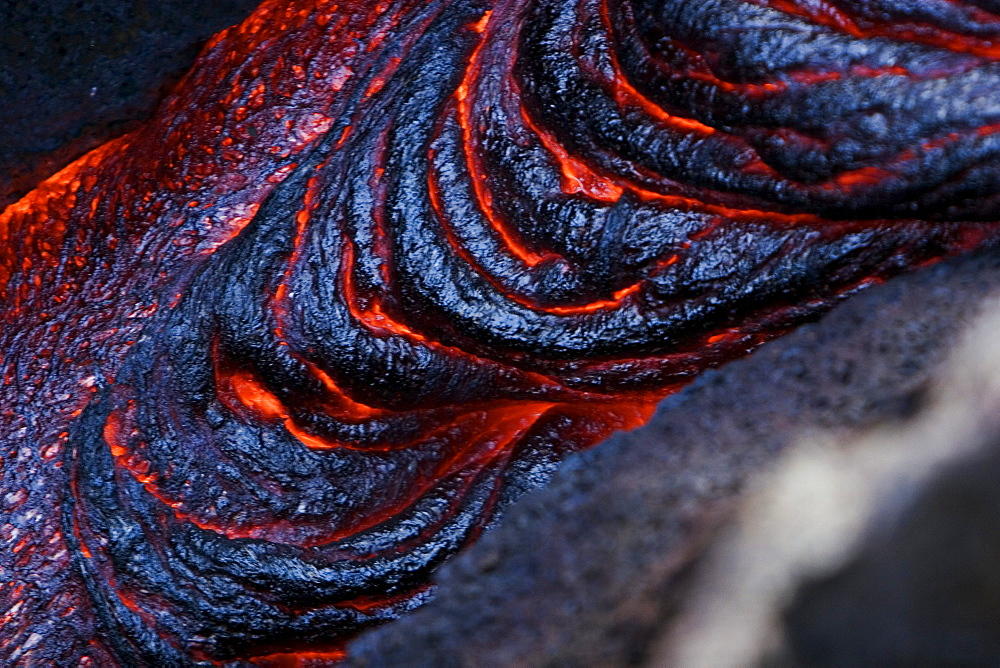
top-left (348, 247), bottom-right (1000, 667)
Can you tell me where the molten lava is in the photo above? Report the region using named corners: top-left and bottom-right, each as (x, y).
top-left (5, 0), bottom-right (1000, 663)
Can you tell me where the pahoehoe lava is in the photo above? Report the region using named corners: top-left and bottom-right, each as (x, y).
top-left (5, 0), bottom-right (1000, 663)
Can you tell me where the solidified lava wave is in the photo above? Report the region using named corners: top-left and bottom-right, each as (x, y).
top-left (4, 0), bottom-right (1000, 663)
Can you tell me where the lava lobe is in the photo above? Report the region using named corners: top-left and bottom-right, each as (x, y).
top-left (5, 0), bottom-right (1000, 663)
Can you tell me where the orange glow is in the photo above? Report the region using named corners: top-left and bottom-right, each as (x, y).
top-left (305, 362), bottom-right (387, 420)
top-left (335, 124), bottom-right (353, 148)
top-left (758, 0), bottom-right (1000, 59)
top-left (706, 329), bottom-right (742, 344)
top-left (0, 137), bottom-right (125, 302)
top-left (833, 166), bottom-right (890, 188)
top-left (282, 420), bottom-right (340, 449)
top-left (470, 10), bottom-right (490, 34)
top-left (850, 64), bottom-right (909, 78)
top-left (431, 402), bottom-right (555, 477)
top-left (518, 105), bottom-right (623, 203)
top-left (789, 70), bottom-right (842, 85)
top-left (609, 67), bottom-right (717, 135)
top-left (427, 151), bottom-right (644, 316)
top-left (249, 650), bottom-right (347, 667)
top-left (224, 369), bottom-right (287, 421)
top-left (103, 411), bottom-right (127, 458)
top-left (455, 11), bottom-right (550, 267)
top-left (217, 367), bottom-right (358, 450)
top-left (658, 254), bottom-right (680, 268)
top-left (12, 1), bottom-right (996, 660)
top-left (758, 0), bottom-right (865, 37)
top-left (339, 238), bottom-right (429, 340)
top-left (597, 0), bottom-right (717, 134)
top-left (978, 123), bottom-right (1000, 138)
top-left (627, 180), bottom-right (824, 227)
top-left (336, 584), bottom-right (432, 613)
top-left (543, 282), bottom-right (642, 315)
top-left (331, 217), bottom-right (569, 400)
top-left (364, 56), bottom-right (402, 98)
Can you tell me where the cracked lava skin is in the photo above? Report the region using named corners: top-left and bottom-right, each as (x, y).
top-left (5, 0), bottom-right (1000, 663)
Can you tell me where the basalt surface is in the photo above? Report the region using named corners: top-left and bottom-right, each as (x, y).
top-left (5, 0), bottom-right (1000, 664)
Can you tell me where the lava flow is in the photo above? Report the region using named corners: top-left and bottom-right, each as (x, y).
top-left (5, 0), bottom-right (1000, 664)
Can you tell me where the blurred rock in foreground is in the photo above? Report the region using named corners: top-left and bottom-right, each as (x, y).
top-left (660, 303), bottom-right (1000, 666)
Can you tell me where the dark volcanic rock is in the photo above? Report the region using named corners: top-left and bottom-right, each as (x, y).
top-left (0, 0), bottom-right (259, 208)
top-left (348, 247), bottom-right (1000, 667)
